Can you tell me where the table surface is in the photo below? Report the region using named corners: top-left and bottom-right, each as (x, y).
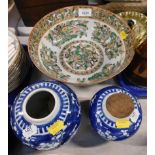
top-left (8, 4), bottom-right (147, 155)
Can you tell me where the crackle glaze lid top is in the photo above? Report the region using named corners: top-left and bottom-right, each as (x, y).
top-left (28, 6), bottom-right (134, 85)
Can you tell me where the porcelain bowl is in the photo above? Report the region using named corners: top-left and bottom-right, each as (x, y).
top-left (28, 5), bottom-right (135, 85)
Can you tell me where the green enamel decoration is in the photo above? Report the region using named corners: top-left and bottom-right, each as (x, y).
top-left (28, 6), bottom-right (134, 85)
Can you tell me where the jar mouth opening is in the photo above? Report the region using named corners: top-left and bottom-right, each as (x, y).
top-left (26, 91), bottom-right (55, 119)
top-left (23, 88), bottom-right (60, 125)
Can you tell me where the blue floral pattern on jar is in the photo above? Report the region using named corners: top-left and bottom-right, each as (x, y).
top-left (10, 81), bottom-right (81, 150)
top-left (89, 86), bottom-right (142, 141)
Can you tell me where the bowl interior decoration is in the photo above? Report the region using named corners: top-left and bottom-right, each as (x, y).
top-left (28, 6), bottom-right (134, 85)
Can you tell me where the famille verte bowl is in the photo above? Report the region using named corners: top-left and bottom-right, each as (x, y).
top-left (89, 86), bottom-right (142, 141)
top-left (28, 5), bottom-right (134, 86)
top-left (10, 81), bottom-right (81, 150)
top-left (118, 11), bottom-right (147, 49)
top-left (8, 30), bottom-right (30, 93)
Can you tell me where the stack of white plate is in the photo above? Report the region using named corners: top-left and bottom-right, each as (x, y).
top-left (8, 30), bottom-right (30, 93)
top-left (8, 0), bottom-right (15, 14)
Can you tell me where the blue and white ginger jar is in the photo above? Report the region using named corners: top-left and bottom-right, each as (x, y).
top-left (89, 86), bottom-right (142, 141)
top-left (10, 81), bottom-right (81, 150)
